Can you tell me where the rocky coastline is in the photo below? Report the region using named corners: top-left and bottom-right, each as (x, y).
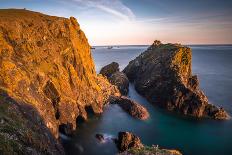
top-left (0, 9), bottom-right (230, 155)
top-left (123, 40), bottom-right (229, 120)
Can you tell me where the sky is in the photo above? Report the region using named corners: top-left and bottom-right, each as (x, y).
top-left (1, 0), bottom-right (232, 45)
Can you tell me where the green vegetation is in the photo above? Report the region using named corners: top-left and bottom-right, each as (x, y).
top-left (121, 146), bottom-right (182, 155)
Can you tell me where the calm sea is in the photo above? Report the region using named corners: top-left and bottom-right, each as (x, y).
top-left (62, 45), bottom-right (232, 155)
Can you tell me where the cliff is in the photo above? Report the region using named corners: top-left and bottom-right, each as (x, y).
top-left (123, 40), bottom-right (229, 119)
top-left (0, 9), bottom-right (118, 154)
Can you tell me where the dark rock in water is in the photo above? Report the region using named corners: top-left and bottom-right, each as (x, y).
top-left (204, 104), bottom-right (229, 120)
top-left (117, 132), bottom-right (143, 152)
top-left (123, 40), bottom-right (229, 120)
top-left (109, 72), bottom-right (129, 95)
top-left (95, 133), bottom-right (105, 142)
top-left (100, 62), bottom-right (119, 78)
top-left (100, 62), bottom-right (129, 95)
top-left (111, 96), bottom-right (149, 120)
top-left (117, 131), bottom-right (182, 155)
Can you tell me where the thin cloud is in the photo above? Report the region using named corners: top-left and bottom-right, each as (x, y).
top-left (71, 0), bottom-right (135, 21)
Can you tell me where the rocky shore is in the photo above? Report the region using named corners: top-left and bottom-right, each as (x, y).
top-left (111, 96), bottom-right (150, 120)
top-left (116, 132), bottom-right (182, 155)
top-left (123, 40), bottom-right (229, 120)
top-left (0, 9), bottom-right (230, 155)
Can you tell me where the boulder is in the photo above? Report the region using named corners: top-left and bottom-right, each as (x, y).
top-left (100, 62), bottom-right (119, 78)
top-left (100, 62), bottom-right (129, 95)
top-left (123, 40), bottom-right (229, 119)
top-left (117, 132), bottom-right (144, 152)
top-left (109, 71), bottom-right (129, 95)
top-left (111, 96), bottom-right (149, 120)
top-left (95, 133), bottom-right (105, 142)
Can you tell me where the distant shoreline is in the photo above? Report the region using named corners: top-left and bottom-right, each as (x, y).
top-left (92, 44), bottom-right (232, 47)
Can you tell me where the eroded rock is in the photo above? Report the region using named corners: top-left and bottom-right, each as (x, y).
top-left (109, 72), bottom-right (129, 95)
top-left (117, 131), bottom-right (182, 155)
top-left (123, 40), bottom-right (229, 120)
top-left (100, 62), bottom-right (129, 95)
top-left (111, 96), bottom-right (149, 120)
top-left (117, 132), bottom-right (144, 152)
top-left (100, 62), bottom-right (119, 78)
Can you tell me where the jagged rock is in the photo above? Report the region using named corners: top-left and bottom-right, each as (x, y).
top-left (0, 9), bottom-right (119, 154)
top-left (111, 96), bottom-right (149, 120)
top-left (123, 40), bottom-right (229, 120)
top-left (100, 62), bottom-right (119, 78)
top-left (117, 132), bottom-right (182, 155)
top-left (95, 133), bottom-right (105, 142)
top-left (109, 71), bottom-right (129, 95)
top-left (117, 132), bottom-right (144, 152)
top-left (100, 62), bottom-right (129, 95)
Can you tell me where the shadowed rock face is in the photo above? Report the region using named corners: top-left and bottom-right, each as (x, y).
top-left (0, 9), bottom-right (119, 154)
top-left (123, 40), bottom-right (229, 120)
top-left (100, 62), bottom-right (129, 95)
top-left (117, 132), bottom-right (144, 152)
top-left (109, 71), bottom-right (129, 95)
top-left (100, 62), bottom-right (119, 78)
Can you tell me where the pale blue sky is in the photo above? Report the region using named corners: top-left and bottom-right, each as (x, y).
top-left (1, 0), bottom-right (232, 45)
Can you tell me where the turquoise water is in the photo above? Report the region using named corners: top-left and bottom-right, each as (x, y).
top-left (62, 45), bottom-right (232, 155)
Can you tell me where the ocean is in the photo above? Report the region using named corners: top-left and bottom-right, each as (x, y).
top-left (62, 45), bottom-right (232, 155)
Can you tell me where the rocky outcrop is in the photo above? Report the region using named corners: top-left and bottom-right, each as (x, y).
top-left (100, 62), bottom-right (119, 78)
top-left (117, 132), bottom-right (144, 152)
top-left (111, 96), bottom-right (149, 120)
top-left (95, 133), bottom-right (105, 143)
top-left (117, 132), bottom-right (182, 155)
top-left (109, 71), bottom-right (129, 95)
top-left (123, 40), bottom-right (229, 120)
top-left (0, 9), bottom-right (119, 154)
top-left (100, 62), bottom-right (129, 95)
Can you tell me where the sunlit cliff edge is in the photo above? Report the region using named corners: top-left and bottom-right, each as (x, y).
top-left (0, 9), bottom-right (119, 154)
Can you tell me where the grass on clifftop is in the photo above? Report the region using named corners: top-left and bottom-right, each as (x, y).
top-left (119, 146), bottom-right (182, 155)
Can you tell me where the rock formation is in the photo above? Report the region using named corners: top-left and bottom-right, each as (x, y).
top-left (123, 40), bottom-right (229, 120)
top-left (0, 9), bottom-right (119, 154)
top-left (117, 132), bottom-right (182, 155)
top-left (117, 132), bottom-right (144, 152)
top-left (111, 96), bottom-right (150, 120)
top-left (109, 72), bottom-right (129, 95)
top-left (100, 62), bottom-right (119, 78)
top-left (100, 62), bottom-right (129, 95)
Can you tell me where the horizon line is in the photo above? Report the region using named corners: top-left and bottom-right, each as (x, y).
top-left (92, 43), bottom-right (232, 47)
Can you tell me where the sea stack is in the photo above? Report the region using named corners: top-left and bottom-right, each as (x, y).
top-left (123, 40), bottom-right (229, 120)
top-left (0, 9), bottom-right (119, 154)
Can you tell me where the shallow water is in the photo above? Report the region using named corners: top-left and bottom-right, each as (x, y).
top-left (62, 45), bottom-right (232, 155)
